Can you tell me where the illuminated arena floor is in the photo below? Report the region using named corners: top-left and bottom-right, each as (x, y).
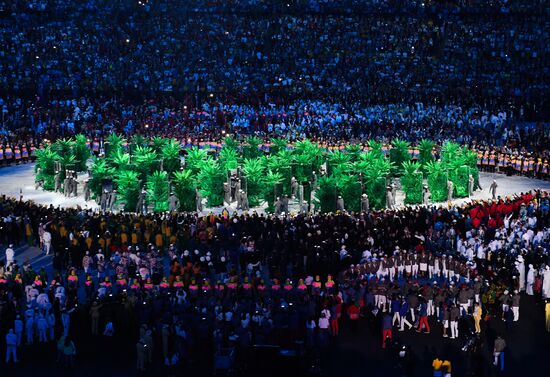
top-left (0, 163), bottom-right (549, 212)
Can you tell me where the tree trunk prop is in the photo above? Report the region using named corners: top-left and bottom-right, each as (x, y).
top-left (147, 171), bottom-right (170, 212)
top-left (365, 176), bottom-right (387, 210)
top-left (115, 170), bottom-right (141, 212)
top-left (243, 158), bottom-right (265, 207)
top-left (428, 171), bottom-right (447, 202)
top-left (197, 159), bottom-right (225, 207)
top-left (315, 176), bottom-right (338, 213)
top-left (339, 175), bottom-right (362, 212)
top-left (173, 170), bottom-right (196, 212)
top-left (389, 139), bottom-right (411, 176)
top-left (401, 171), bottom-right (423, 204)
top-left (449, 165), bottom-right (470, 198)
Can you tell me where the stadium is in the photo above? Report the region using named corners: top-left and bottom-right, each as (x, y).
top-left (0, 1), bottom-right (549, 376)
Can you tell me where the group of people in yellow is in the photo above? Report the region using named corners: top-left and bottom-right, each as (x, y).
top-left (56, 214), bottom-right (179, 255)
top-left (476, 148), bottom-right (549, 178)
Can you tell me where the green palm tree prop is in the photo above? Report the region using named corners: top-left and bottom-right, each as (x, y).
top-left (462, 148), bottom-right (480, 189)
top-left (345, 144), bottom-right (363, 162)
top-left (352, 159), bottom-right (370, 176)
top-left (446, 150), bottom-right (469, 198)
top-left (357, 150), bottom-right (381, 168)
top-left (276, 149), bottom-right (294, 162)
top-left (52, 138), bottom-right (73, 159)
top-left (389, 139), bottom-right (411, 176)
top-left (172, 170), bottom-right (197, 212)
top-left (367, 140), bottom-right (384, 158)
top-left (89, 158), bottom-right (115, 199)
top-left (452, 165), bottom-right (470, 198)
top-left (243, 136), bottom-right (263, 160)
top-left (440, 141), bottom-right (461, 169)
top-left (365, 157), bottom-right (393, 177)
top-left (161, 139), bottom-right (181, 174)
top-left (327, 150), bottom-right (350, 176)
top-left (327, 150), bottom-right (351, 166)
top-left (401, 161), bottom-right (423, 204)
top-left (222, 135), bottom-right (239, 151)
top-left (129, 134), bottom-right (147, 154)
top-left (197, 158), bottom-right (225, 206)
top-left (219, 147), bottom-right (239, 172)
top-left (185, 146), bottom-right (208, 175)
top-left (133, 145), bottom-right (158, 181)
top-left (242, 158), bottom-right (265, 207)
top-left (147, 171), bottom-right (170, 212)
top-left (269, 137), bottom-right (288, 155)
top-left (115, 170), bottom-right (141, 212)
top-left (337, 174), bottom-right (362, 212)
top-left (294, 139), bottom-right (317, 156)
top-left (35, 146), bottom-right (60, 190)
top-left (59, 154), bottom-right (76, 174)
top-left (354, 151), bottom-right (392, 177)
top-left (151, 136), bottom-right (168, 154)
top-left (363, 158), bottom-right (393, 209)
top-left (331, 161), bottom-right (353, 178)
top-left (462, 148), bottom-right (478, 169)
top-left (51, 138), bottom-right (77, 174)
top-left (425, 161), bottom-right (447, 202)
top-left (293, 153), bottom-right (314, 183)
top-left (73, 134), bottom-right (91, 172)
top-left (263, 170), bottom-right (284, 212)
top-left (268, 151), bottom-right (293, 195)
top-left (104, 134), bottom-right (126, 159)
top-left (109, 149), bottom-right (131, 172)
top-left (418, 139), bottom-right (435, 168)
top-left (364, 174), bottom-right (387, 209)
top-left (303, 141), bottom-right (323, 172)
top-left (315, 175), bottom-right (338, 213)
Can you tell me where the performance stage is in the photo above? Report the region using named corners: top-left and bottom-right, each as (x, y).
top-left (1, 163), bottom-right (549, 213)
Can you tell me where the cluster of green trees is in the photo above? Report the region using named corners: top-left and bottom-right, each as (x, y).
top-left (422, 141), bottom-right (478, 202)
top-left (35, 135), bottom-right (90, 190)
top-left (35, 135), bottom-right (478, 213)
top-left (400, 140), bottom-right (478, 204)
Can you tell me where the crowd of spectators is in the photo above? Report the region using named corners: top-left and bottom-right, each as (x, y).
top-left (0, 0), bottom-right (548, 173)
top-left (0, 0), bottom-right (548, 112)
top-left (1, 96), bottom-right (548, 150)
top-left (0, 0), bottom-right (548, 375)
top-left (2, 96), bottom-right (550, 181)
top-left (0, 189), bottom-right (549, 373)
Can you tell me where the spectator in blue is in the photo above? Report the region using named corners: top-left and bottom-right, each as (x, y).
top-left (5, 328), bottom-right (18, 363)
